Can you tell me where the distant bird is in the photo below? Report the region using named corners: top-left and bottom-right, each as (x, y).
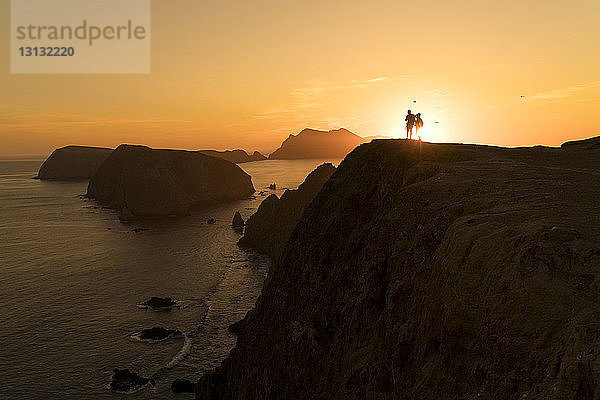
top-left (434, 121), bottom-right (440, 124)
top-left (413, 100), bottom-right (417, 103)
top-left (520, 95), bottom-right (525, 99)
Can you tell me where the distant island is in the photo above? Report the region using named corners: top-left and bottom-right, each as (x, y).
top-left (86, 145), bottom-right (254, 219)
top-left (268, 128), bottom-right (364, 159)
top-left (198, 149), bottom-right (267, 163)
top-left (36, 145), bottom-right (112, 180)
top-left (36, 127), bottom-right (365, 181)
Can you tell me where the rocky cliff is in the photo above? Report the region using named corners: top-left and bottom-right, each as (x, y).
top-left (36, 145), bottom-right (112, 180)
top-left (197, 138), bottom-right (600, 399)
top-left (87, 145), bottom-right (254, 218)
top-left (198, 149), bottom-right (267, 163)
top-left (238, 163), bottom-right (336, 259)
top-left (268, 128), bottom-right (364, 159)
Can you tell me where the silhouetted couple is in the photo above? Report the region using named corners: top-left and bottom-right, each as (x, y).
top-left (405, 110), bottom-right (423, 139)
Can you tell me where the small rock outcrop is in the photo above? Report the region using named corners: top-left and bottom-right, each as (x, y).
top-left (198, 138), bottom-right (600, 400)
top-left (231, 211), bottom-right (245, 228)
top-left (86, 145), bottom-right (255, 218)
top-left (198, 149), bottom-right (267, 163)
top-left (238, 163), bottom-right (335, 259)
top-left (140, 297), bottom-right (175, 310)
top-left (135, 327), bottom-right (183, 342)
top-left (36, 145), bottom-right (112, 180)
top-left (110, 369), bottom-right (153, 393)
top-left (268, 128), bottom-right (364, 159)
top-left (171, 378), bottom-right (195, 393)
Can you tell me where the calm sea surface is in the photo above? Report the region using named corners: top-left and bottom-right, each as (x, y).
top-left (0, 158), bottom-right (339, 399)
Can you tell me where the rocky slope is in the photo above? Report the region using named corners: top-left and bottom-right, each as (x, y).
top-left (36, 145), bottom-right (112, 180)
top-left (198, 149), bottom-right (267, 163)
top-left (268, 128), bottom-right (364, 159)
top-left (87, 145), bottom-right (254, 218)
top-left (197, 137), bottom-right (600, 399)
top-left (238, 163), bottom-right (336, 259)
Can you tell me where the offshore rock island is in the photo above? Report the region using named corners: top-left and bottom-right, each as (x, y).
top-left (268, 128), bottom-right (364, 160)
top-left (36, 145), bottom-right (112, 180)
top-left (198, 149), bottom-right (267, 163)
top-left (197, 137), bottom-right (600, 399)
top-left (86, 145), bottom-right (254, 218)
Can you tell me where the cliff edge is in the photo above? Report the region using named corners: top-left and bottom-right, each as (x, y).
top-left (198, 137), bottom-right (600, 399)
top-left (87, 145), bottom-right (254, 218)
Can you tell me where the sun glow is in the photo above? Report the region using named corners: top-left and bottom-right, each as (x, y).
top-left (387, 106), bottom-right (446, 143)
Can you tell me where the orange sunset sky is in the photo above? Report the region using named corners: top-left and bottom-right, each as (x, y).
top-left (1, 0), bottom-right (599, 157)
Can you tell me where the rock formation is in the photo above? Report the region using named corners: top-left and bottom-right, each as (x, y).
top-left (198, 149), bottom-right (267, 163)
top-left (136, 327), bottom-right (183, 342)
top-left (86, 145), bottom-right (254, 218)
top-left (231, 211), bottom-right (245, 228)
top-left (110, 369), bottom-right (153, 393)
top-left (268, 128), bottom-right (364, 159)
top-left (172, 379), bottom-right (196, 393)
top-left (36, 145), bottom-right (112, 180)
top-left (139, 297), bottom-right (175, 310)
top-left (238, 163), bottom-right (335, 259)
top-left (197, 137), bottom-right (600, 399)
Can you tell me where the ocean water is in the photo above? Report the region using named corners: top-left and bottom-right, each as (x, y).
top-left (0, 158), bottom-right (339, 399)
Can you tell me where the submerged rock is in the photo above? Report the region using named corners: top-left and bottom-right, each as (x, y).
top-left (37, 145), bottom-right (112, 181)
top-left (118, 206), bottom-right (135, 221)
top-left (86, 145), bottom-right (255, 219)
top-left (228, 319), bottom-right (244, 336)
top-left (110, 368), bottom-right (153, 393)
top-left (135, 327), bottom-right (183, 342)
top-left (171, 378), bottom-right (195, 393)
top-left (140, 297), bottom-right (175, 310)
top-left (231, 211), bottom-right (245, 228)
top-left (239, 163), bottom-right (336, 259)
top-left (198, 138), bottom-right (600, 399)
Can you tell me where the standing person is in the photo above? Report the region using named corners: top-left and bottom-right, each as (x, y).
top-left (405, 110), bottom-right (415, 139)
top-left (415, 113), bottom-right (424, 139)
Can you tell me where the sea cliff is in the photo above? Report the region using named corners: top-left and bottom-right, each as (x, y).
top-left (197, 137), bottom-right (600, 399)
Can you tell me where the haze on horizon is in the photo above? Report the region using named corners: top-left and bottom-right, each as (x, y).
top-left (1, 0), bottom-right (599, 157)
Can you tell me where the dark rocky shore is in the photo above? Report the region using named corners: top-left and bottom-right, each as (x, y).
top-left (197, 137), bottom-right (600, 399)
top-left (86, 145), bottom-right (254, 218)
